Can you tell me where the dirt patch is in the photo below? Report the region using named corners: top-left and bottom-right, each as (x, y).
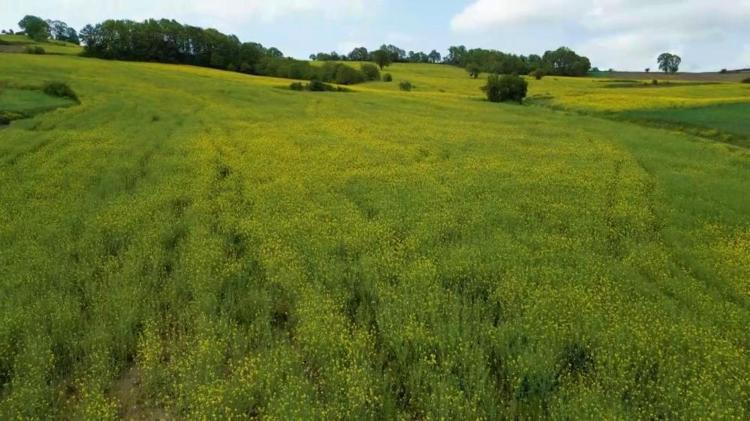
top-left (110, 366), bottom-right (173, 420)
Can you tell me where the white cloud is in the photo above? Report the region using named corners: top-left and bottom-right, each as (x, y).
top-left (1, 0), bottom-right (369, 28)
top-left (450, 0), bottom-right (750, 71)
top-left (188, 0), bottom-right (368, 23)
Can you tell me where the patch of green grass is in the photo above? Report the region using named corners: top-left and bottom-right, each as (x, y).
top-left (0, 54), bottom-right (748, 419)
top-left (0, 34), bottom-right (82, 55)
top-left (0, 86), bottom-right (76, 117)
top-left (618, 102), bottom-right (750, 146)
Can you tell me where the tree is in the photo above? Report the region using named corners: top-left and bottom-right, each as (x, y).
top-left (466, 63), bottom-right (481, 79)
top-left (645, 68), bottom-right (650, 73)
top-left (657, 53), bottom-right (681, 74)
top-left (541, 47), bottom-right (591, 76)
top-left (46, 20), bottom-right (78, 44)
top-left (446, 45), bottom-right (467, 65)
top-left (482, 74), bottom-right (528, 103)
top-left (348, 47), bottom-right (369, 61)
top-left (360, 63), bottom-right (380, 81)
top-left (267, 47), bottom-right (284, 58)
top-left (371, 49), bottom-right (392, 70)
top-left (428, 50), bottom-right (441, 64)
top-left (18, 15), bottom-right (49, 41)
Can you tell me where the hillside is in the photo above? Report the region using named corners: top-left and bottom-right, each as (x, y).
top-left (0, 34), bottom-right (82, 55)
top-left (0, 53), bottom-right (749, 419)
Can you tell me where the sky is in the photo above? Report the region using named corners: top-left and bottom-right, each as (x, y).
top-left (2, 0), bottom-right (749, 71)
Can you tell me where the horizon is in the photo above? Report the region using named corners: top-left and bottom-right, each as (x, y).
top-left (2, 0), bottom-right (749, 72)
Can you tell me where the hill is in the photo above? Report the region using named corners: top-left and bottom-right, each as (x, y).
top-left (0, 53), bottom-right (749, 419)
top-left (0, 34), bottom-right (82, 55)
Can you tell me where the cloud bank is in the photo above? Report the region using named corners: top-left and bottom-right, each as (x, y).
top-left (451, 0), bottom-right (750, 70)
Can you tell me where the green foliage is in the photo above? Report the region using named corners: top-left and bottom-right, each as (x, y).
top-left (466, 63), bottom-right (481, 79)
top-left (533, 69), bottom-right (545, 80)
top-left (18, 15), bottom-right (49, 42)
top-left (542, 47), bottom-right (591, 76)
top-left (658, 53), bottom-right (682, 74)
top-left (24, 46), bottom-right (45, 55)
top-left (360, 63), bottom-right (381, 81)
top-left (335, 65), bottom-right (365, 85)
top-left (382, 73), bottom-right (393, 82)
top-left (482, 74), bottom-right (528, 103)
top-left (742, 77), bottom-right (750, 83)
top-left (42, 81), bottom-right (78, 102)
top-left (289, 82), bottom-right (305, 91)
top-left (371, 49), bottom-right (392, 70)
top-left (399, 80), bottom-right (413, 91)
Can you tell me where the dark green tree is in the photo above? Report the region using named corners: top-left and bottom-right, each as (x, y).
top-left (348, 47), bottom-right (369, 61)
top-left (428, 50), bottom-right (441, 63)
top-left (371, 49), bottom-right (392, 70)
top-left (482, 74), bottom-right (528, 103)
top-left (18, 15), bottom-right (49, 41)
top-left (657, 53), bottom-right (681, 73)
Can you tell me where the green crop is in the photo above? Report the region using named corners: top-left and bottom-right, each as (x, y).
top-left (1, 54), bottom-right (749, 419)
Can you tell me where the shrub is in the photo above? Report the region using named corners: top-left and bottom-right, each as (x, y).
top-left (360, 63), bottom-right (381, 81)
top-left (25, 46), bottom-right (45, 54)
top-left (239, 62), bottom-right (253, 74)
top-left (719, 69), bottom-right (728, 74)
top-left (42, 81), bottom-right (79, 102)
top-left (0, 114), bottom-right (10, 125)
top-left (482, 74), bottom-right (528, 103)
top-left (289, 82), bottom-right (305, 91)
top-left (742, 77), bottom-right (750, 84)
top-left (533, 69), bottom-right (545, 80)
top-left (382, 73), bottom-right (393, 82)
top-left (308, 79), bottom-right (328, 92)
top-left (652, 79), bottom-right (659, 85)
top-left (399, 81), bottom-right (413, 92)
top-left (335, 65), bottom-right (365, 85)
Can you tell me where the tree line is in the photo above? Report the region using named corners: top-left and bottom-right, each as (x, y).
top-left (311, 44), bottom-right (592, 77)
top-left (310, 45), bottom-right (442, 64)
top-left (13, 14), bottom-right (594, 83)
top-left (17, 15), bottom-right (79, 44)
top-left (78, 18), bottom-right (372, 84)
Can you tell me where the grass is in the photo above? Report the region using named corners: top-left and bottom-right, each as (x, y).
top-left (0, 35), bottom-right (83, 55)
top-left (0, 86), bottom-right (76, 115)
top-left (0, 54), bottom-right (749, 419)
top-left (619, 103), bottom-right (750, 147)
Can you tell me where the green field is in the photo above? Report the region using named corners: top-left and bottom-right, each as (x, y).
top-left (619, 103), bottom-right (750, 146)
top-left (0, 34), bottom-right (83, 55)
top-left (1, 53), bottom-right (749, 419)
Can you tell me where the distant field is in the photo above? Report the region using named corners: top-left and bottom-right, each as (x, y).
top-left (0, 34), bottom-right (82, 55)
top-left (0, 54), bottom-right (749, 419)
top-left (593, 70), bottom-right (750, 83)
top-left (619, 103), bottom-right (750, 147)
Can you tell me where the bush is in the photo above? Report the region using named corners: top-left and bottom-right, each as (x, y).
top-left (25, 46), bottom-right (45, 54)
top-left (0, 114), bottom-right (10, 125)
top-left (652, 79), bottom-right (659, 85)
top-left (308, 79), bottom-right (328, 92)
top-left (742, 77), bottom-right (750, 84)
top-left (533, 69), bottom-right (545, 80)
top-left (382, 73), bottom-right (393, 82)
top-left (482, 74), bottom-right (528, 103)
top-left (289, 82), bottom-right (305, 91)
top-left (720, 69), bottom-right (728, 74)
top-left (42, 81), bottom-right (79, 102)
top-left (335, 65), bottom-right (365, 85)
top-left (360, 63), bottom-right (381, 81)
top-left (399, 81), bottom-right (413, 92)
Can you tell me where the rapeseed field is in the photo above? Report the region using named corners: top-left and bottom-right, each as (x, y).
top-left (0, 54), bottom-right (749, 419)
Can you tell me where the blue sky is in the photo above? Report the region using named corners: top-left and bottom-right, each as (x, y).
top-left (2, 0), bottom-right (749, 71)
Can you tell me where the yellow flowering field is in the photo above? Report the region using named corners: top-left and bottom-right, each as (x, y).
top-left (0, 54), bottom-right (749, 419)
